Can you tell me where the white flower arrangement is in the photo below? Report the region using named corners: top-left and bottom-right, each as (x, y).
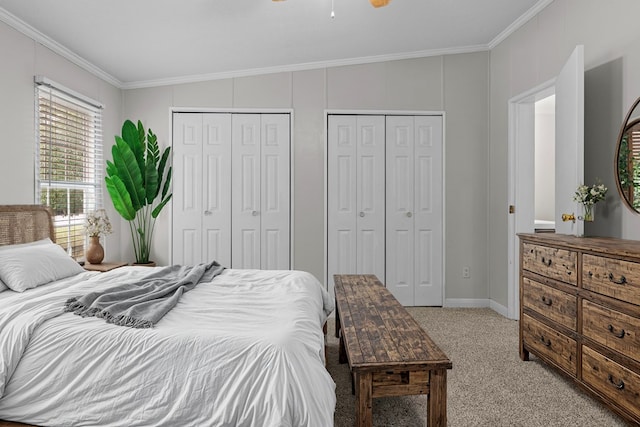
top-left (573, 182), bottom-right (608, 206)
top-left (84, 209), bottom-right (113, 237)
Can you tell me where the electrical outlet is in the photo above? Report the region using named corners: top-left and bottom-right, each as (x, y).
top-left (462, 266), bottom-right (471, 279)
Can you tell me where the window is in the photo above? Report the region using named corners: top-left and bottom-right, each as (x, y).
top-left (35, 77), bottom-right (103, 259)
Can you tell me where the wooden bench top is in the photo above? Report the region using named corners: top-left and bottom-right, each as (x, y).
top-left (334, 274), bottom-right (452, 371)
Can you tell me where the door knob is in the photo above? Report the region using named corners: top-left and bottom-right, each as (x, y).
top-left (561, 213), bottom-right (575, 223)
top-left (406, 212), bottom-right (413, 218)
top-left (359, 212), bottom-right (365, 217)
top-left (204, 210), bottom-right (212, 216)
top-left (252, 210), bottom-right (259, 216)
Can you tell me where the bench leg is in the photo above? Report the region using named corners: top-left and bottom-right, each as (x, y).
top-left (354, 371), bottom-right (373, 427)
top-left (427, 369), bottom-right (447, 427)
top-left (335, 305), bottom-right (341, 338)
top-left (338, 334), bottom-right (348, 364)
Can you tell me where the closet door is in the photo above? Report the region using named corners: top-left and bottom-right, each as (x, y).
top-left (260, 114), bottom-right (290, 270)
top-left (386, 115), bottom-right (443, 306)
top-left (356, 116), bottom-right (385, 279)
top-left (202, 114), bottom-right (232, 267)
top-left (173, 113), bottom-right (204, 265)
top-left (173, 113), bottom-right (232, 266)
top-left (232, 114), bottom-right (262, 269)
top-left (386, 116), bottom-right (415, 305)
top-left (232, 114), bottom-right (290, 269)
top-left (327, 115), bottom-right (385, 295)
top-left (413, 115), bottom-right (443, 306)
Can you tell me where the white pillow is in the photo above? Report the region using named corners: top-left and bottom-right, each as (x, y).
top-left (0, 239), bottom-right (85, 292)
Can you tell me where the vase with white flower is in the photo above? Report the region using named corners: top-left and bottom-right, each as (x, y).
top-left (573, 182), bottom-right (607, 223)
top-left (84, 209), bottom-right (113, 264)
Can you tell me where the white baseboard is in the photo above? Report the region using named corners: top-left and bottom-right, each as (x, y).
top-left (443, 298), bottom-right (490, 308)
top-left (489, 300), bottom-right (509, 318)
top-left (443, 298), bottom-right (510, 318)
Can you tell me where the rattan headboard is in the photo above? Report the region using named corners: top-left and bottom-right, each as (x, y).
top-left (0, 205), bottom-right (55, 246)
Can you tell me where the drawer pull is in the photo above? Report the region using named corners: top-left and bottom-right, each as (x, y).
top-left (607, 324), bottom-right (626, 339)
top-left (607, 273), bottom-right (627, 285)
top-left (540, 257), bottom-right (552, 267)
top-left (541, 296), bottom-right (553, 306)
top-left (540, 335), bottom-right (551, 347)
top-left (607, 374), bottom-right (625, 390)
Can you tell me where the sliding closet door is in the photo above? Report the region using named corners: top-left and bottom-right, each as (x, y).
top-left (327, 115), bottom-right (385, 295)
top-left (386, 115), bottom-right (443, 306)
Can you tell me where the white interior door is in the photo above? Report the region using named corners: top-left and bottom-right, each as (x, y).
top-left (327, 116), bottom-right (358, 296)
top-left (386, 116), bottom-right (415, 305)
top-left (260, 114), bottom-right (290, 270)
top-left (386, 115), bottom-right (443, 306)
top-left (413, 115), bottom-right (443, 306)
top-left (232, 114), bottom-right (261, 269)
top-left (554, 45), bottom-right (584, 235)
top-left (356, 116), bottom-right (386, 282)
top-left (327, 115), bottom-right (385, 296)
top-left (172, 113), bottom-right (203, 265)
top-left (202, 113), bottom-right (232, 267)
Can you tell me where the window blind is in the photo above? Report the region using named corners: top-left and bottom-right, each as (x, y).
top-left (35, 79), bottom-right (103, 259)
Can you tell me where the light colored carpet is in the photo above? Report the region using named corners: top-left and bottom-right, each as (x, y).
top-left (327, 307), bottom-right (626, 427)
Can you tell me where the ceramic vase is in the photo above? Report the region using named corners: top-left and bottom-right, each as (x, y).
top-left (86, 235), bottom-right (104, 264)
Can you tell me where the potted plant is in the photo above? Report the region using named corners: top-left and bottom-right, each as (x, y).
top-left (105, 119), bottom-right (172, 265)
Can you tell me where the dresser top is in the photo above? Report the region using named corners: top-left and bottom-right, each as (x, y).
top-left (518, 233), bottom-right (640, 259)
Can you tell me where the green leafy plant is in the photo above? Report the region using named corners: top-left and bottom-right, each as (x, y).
top-left (105, 120), bottom-right (172, 264)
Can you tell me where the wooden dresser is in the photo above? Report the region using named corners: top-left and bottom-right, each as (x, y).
top-left (519, 233), bottom-right (640, 424)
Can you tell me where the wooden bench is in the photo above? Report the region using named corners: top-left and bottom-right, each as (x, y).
top-left (334, 274), bottom-right (452, 427)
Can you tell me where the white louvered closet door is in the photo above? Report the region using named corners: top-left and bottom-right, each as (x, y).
top-left (386, 115), bottom-right (443, 306)
top-left (231, 114), bottom-right (290, 270)
top-left (327, 115), bottom-right (385, 297)
top-left (172, 113), bottom-right (232, 267)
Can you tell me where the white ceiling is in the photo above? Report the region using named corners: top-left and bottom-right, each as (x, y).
top-left (0, 0), bottom-right (549, 89)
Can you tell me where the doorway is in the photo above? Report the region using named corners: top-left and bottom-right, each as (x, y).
top-left (507, 81), bottom-right (555, 319)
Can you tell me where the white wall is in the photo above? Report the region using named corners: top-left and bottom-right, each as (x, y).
top-left (534, 100), bottom-right (555, 222)
top-left (489, 0), bottom-right (640, 307)
top-left (124, 52), bottom-right (490, 299)
top-left (0, 20), bottom-right (123, 260)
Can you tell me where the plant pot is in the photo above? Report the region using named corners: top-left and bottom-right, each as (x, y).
top-left (86, 236), bottom-right (104, 264)
top-left (133, 261), bottom-right (156, 267)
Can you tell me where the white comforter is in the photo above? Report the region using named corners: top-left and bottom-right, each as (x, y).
top-left (0, 267), bottom-right (336, 426)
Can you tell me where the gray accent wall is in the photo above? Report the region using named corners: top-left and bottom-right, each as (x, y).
top-left (5, 0), bottom-right (640, 309)
top-left (489, 0), bottom-right (640, 308)
top-left (124, 53), bottom-right (490, 301)
top-left (0, 20), bottom-right (122, 259)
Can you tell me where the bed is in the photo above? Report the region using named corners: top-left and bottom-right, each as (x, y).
top-left (0, 205), bottom-right (336, 427)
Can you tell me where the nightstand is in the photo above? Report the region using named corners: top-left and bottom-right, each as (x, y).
top-left (84, 262), bottom-right (128, 272)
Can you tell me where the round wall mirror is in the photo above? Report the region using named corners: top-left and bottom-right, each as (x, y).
top-left (615, 96), bottom-right (640, 213)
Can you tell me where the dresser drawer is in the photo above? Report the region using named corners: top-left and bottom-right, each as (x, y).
top-left (582, 346), bottom-right (640, 420)
top-left (583, 300), bottom-right (640, 364)
top-left (522, 278), bottom-right (577, 330)
top-left (583, 254), bottom-right (640, 306)
top-left (522, 243), bottom-right (577, 286)
top-left (521, 314), bottom-right (577, 375)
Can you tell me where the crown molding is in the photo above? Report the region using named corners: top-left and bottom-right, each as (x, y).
top-left (0, 7), bottom-right (123, 88)
top-left (1, 1), bottom-right (552, 91)
top-left (122, 44), bottom-right (490, 89)
top-left (489, 0), bottom-right (555, 49)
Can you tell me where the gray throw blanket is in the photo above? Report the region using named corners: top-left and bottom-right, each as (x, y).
top-left (65, 261), bottom-right (224, 328)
